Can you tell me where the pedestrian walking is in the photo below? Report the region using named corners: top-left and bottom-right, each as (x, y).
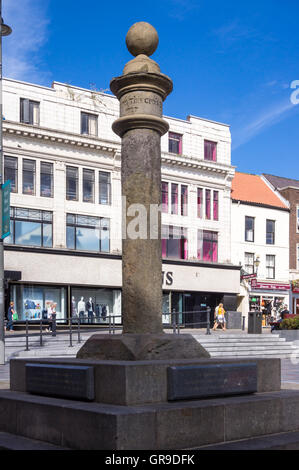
top-left (212, 303), bottom-right (226, 331)
top-left (6, 301), bottom-right (15, 332)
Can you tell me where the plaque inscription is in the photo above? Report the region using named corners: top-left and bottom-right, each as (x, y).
top-left (26, 363), bottom-right (95, 401)
top-left (167, 363), bottom-right (257, 401)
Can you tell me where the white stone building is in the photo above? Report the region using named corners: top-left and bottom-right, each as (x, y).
top-left (231, 172), bottom-right (290, 327)
top-left (2, 77), bottom-right (240, 326)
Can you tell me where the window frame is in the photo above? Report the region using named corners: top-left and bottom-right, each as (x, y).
top-left (81, 111), bottom-right (98, 137)
top-left (66, 166), bottom-right (79, 201)
top-left (244, 252), bottom-right (255, 274)
top-left (22, 158), bottom-right (36, 196)
top-left (266, 254), bottom-right (275, 279)
top-left (197, 229), bottom-right (218, 263)
top-left (204, 140), bottom-right (217, 162)
top-left (168, 132), bottom-right (183, 155)
top-left (99, 171), bottom-right (111, 205)
top-left (245, 216), bottom-right (255, 242)
top-left (82, 168), bottom-right (95, 203)
top-left (5, 207), bottom-right (53, 248)
top-left (20, 98), bottom-right (40, 126)
top-left (266, 219), bottom-right (275, 245)
top-left (40, 161), bottom-right (54, 198)
top-left (4, 155), bottom-right (18, 193)
top-left (66, 213), bottom-right (110, 253)
top-left (297, 205), bottom-right (299, 233)
top-left (162, 225), bottom-right (188, 260)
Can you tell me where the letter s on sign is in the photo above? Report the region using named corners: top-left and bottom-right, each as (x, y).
top-left (291, 80), bottom-right (299, 105)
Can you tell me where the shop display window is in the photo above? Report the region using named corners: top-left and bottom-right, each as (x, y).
top-left (10, 284), bottom-right (67, 322)
top-left (71, 287), bottom-right (121, 324)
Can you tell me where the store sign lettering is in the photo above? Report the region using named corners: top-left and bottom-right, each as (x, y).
top-left (162, 271), bottom-right (173, 286)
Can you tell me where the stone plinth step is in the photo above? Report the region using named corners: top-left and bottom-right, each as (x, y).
top-left (0, 431), bottom-right (69, 450)
top-left (0, 388), bottom-right (299, 450)
top-left (196, 430), bottom-right (299, 450)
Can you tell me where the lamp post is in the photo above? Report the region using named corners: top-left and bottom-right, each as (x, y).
top-left (254, 255), bottom-right (260, 275)
top-left (0, 0), bottom-right (12, 365)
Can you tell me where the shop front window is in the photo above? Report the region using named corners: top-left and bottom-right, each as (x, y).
top-left (71, 287), bottom-right (121, 324)
top-left (66, 213), bottom-right (110, 252)
top-left (4, 207), bottom-right (53, 248)
top-left (10, 284), bottom-right (66, 323)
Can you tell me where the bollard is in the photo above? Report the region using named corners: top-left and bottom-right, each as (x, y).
top-left (176, 311), bottom-right (180, 335)
top-left (51, 313), bottom-right (56, 337)
top-left (172, 309), bottom-right (176, 334)
top-left (69, 316), bottom-right (73, 347)
top-left (77, 316), bottom-right (81, 343)
top-left (206, 307), bottom-right (211, 335)
top-left (39, 318), bottom-right (43, 347)
top-left (242, 316), bottom-right (245, 331)
top-left (25, 319), bottom-right (29, 351)
top-left (113, 315), bottom-right (115, 334)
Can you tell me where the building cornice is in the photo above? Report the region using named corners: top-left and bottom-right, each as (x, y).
top-left (3, 120), bottom-right (235, 176)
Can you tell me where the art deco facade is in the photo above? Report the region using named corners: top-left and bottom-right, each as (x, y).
top-left (2, 78), bottom-right (240, 325)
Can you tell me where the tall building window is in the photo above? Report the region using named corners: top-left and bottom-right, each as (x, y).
top-left (197, 188), bottom-right (203, 218)
top-left (66, 166), bottom-right (78, 201)
top-left (198, 230), bottom-right (218, 262)
top-left (213, 191), bottom-right (219, 220)
top-left (181, 185), bottom-right (188, 216)
top-left (66, 213), bottom-right (110, 252)
top-left (81, 112), bottom-right (98, 136)
top-left (22, 159), bottom-right (35, 195)
top-left (40, 162), bottom-right (53, 197)
top-left (244, 252), bottom-right (254, 274)
top-left (205, 189), bottom-right (211, 220)
top-left (20, 98), bottom-right (40, 125)
top-left (297, 206), bottom-right (299, 232)
top-left (162, 225), bottom-right (188, 260)
top-left (266, 255), bottom-right (275, 279)
top-left (5, 207), bottom-right (52, 247)
top-left (162, 181), bottom-right (169, 213)
top-left (204, 140), bottom-right (217, 162)
top-left (83, 169), bottom-right (95, 203)
top-left (168, 132), bottom-right (182, 154)
top-left (4, 156), bottom-right (18, 193)
top-left (266, 219), bottom-right (275, 245)
top-left (171, 183), bottom-right (178, 214)
top-left (245, 216), bottom-right (254, 242)
top-left (99, 171), bottom-right (111, 205)
top-left (297, 244), bottom-right (299, 270)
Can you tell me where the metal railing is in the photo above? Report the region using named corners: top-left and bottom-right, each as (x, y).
top-left (6, 307), bottom-right (213, 352)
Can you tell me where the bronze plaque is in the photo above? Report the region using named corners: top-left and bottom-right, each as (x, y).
top-left (167, 363), bottom-right (257, 401)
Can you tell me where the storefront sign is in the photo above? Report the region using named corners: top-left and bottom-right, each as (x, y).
top-left (251, 279), bottom-right (290, 291)
top-left (162, 271), bottom-right (173, 286)
top-left (241, 273), bottom-right (257, 280)
top-left (1, 180), bottom-right (10, 239)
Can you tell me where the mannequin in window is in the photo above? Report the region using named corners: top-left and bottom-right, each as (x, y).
top-left (78, 297), bottom-right (85, 324)
top-left (71, 296), bottom-right (77, 317)
top-left (86, 297), bottom-right (94, 324)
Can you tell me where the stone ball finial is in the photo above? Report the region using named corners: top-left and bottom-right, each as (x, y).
top-left (126, 22), bottom-right (159, 57)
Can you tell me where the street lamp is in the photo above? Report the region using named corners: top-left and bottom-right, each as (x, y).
top-left (0, 1), bottom-right (12, 365)
top-left (254, 255), bottom-right (260, 275)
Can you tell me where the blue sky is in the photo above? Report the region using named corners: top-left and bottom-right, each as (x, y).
top-left (2, 0), bottom-right (299, 178)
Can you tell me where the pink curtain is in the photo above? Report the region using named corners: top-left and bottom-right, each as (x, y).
top-left (162, 182), bottom-right (168, 213)
top-left (181, 185), bottom-right (188, 216)
top-left (197, 188), bottom-right (202, 218)
top-left (213, 191), bottom-right (218, 220)
top-left (205, 189), bottom-right (211, 219)
top-left (171, 184), bottom-right (178, 214)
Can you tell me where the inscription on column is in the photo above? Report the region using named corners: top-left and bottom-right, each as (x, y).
top-left (120, 92), bottom-right (162, 117)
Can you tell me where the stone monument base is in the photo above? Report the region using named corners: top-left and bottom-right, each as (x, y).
top-left (76, 333), bottom-right (210, 361)
top-left (0, 355), bottom-right (296, 450)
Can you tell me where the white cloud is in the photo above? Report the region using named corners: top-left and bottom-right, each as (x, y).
top-left (2, 0), bottom-right (50, 84)
top-left (232, 99), bottom-right (297, 150)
